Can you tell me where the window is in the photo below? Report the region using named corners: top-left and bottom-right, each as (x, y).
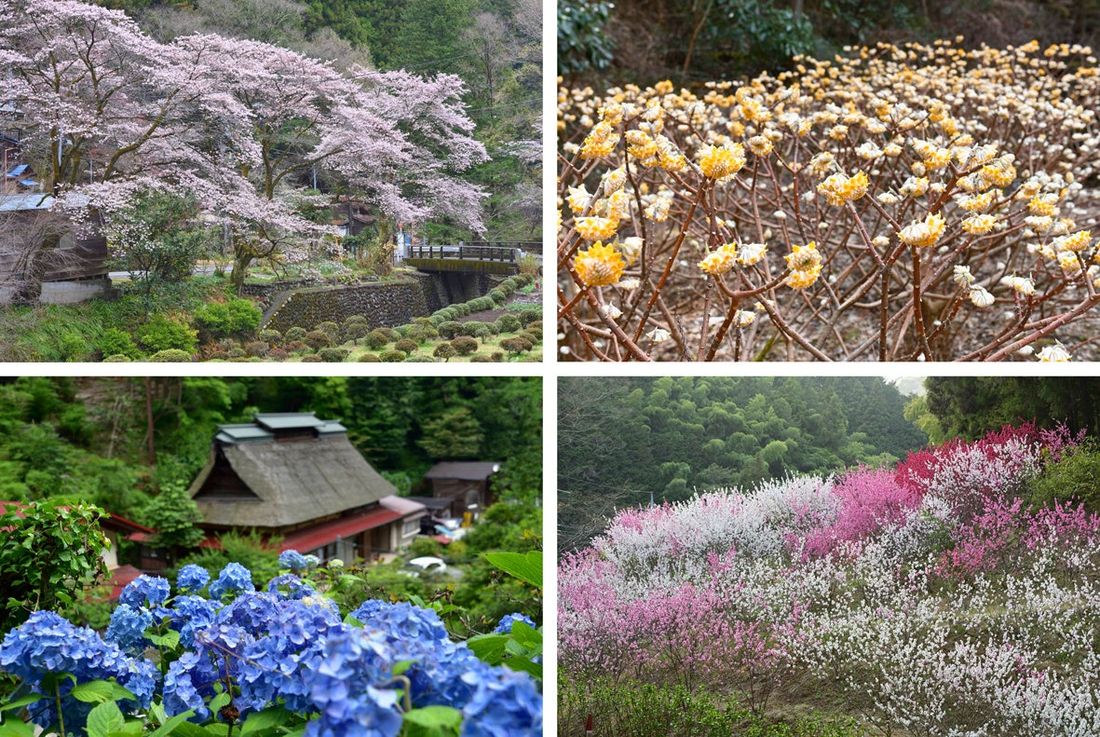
top-left (403, 518), bottom-right (420, 536)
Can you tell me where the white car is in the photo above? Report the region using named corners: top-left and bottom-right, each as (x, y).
top-left (406, 556), bottom-right (448, 574)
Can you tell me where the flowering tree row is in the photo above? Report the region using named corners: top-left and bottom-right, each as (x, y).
top-left (559, 424), bottom-right (1100, 735)
top-left (0, 553), bottom-right (542, 737)
top-left (0, 0), bottom-right (487, 285)
top-left (557, 39), bottom-right (1100, 361)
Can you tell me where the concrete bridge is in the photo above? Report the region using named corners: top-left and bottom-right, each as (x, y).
top-left (403, 243), bottom-right (538, 275)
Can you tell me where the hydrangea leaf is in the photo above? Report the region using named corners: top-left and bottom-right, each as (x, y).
top-left (465, 634), bottom-right (510, 665)
top-left (238, 707), bottom-right (291, 736)
top-left (71, 680), bottom-right (134, 705)
top-left (483, 551), bottom-right (542, 589)
top-left (403, 705), bottom-right (461, 737)
top-left (85, 701), bottom-right (125, 737)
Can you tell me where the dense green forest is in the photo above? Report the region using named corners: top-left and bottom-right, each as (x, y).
top-left (558, 377), bottom-right (925, 549)
top-left (99, 0), bottom-right (541, 241)
top-left (559, 0), bottom-right (1100, 84)
top-left (0, 377), bottom-right (542, 523)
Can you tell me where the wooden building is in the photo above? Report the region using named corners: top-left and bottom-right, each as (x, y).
top-left (187, 413), bottom-right (427, 563)
top-left (422, 461), bottom-right (502, 518)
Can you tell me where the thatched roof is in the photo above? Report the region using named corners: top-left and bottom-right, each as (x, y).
top-left (189, 414), bottom-right (398, 529)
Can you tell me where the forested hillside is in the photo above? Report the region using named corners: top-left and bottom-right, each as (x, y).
top-left (100, 0), bottom-right (541, 241)
top-left (0, 377), bottom-right (541, 522)
top-left (558, 377), bottom-right (925, 548)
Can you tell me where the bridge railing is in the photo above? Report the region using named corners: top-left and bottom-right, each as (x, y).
top-left (407, 244), bottom-right (518, 263)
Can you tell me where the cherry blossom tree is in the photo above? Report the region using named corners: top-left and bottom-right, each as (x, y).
top-left (0, 0), bottom-right (488, 288)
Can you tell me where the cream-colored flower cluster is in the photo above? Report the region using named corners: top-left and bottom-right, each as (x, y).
top-left (558, 39), bottom-right (1100, 361)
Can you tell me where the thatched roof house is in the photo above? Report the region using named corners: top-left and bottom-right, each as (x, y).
top-left (188, 413), bottom-right (427, 562)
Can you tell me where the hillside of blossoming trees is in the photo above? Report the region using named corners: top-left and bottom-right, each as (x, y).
top-left (557, 35), bottom-right (1100, 361)
top-left (559, 395), bottom-right (1100, 735)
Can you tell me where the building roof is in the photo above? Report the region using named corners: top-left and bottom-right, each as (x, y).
top-left (0, 193), bottom-right (53, 212)
top-left (406, 496), bottom-right (456, 512)
top-left (424, 461), bottom-right (502, 481)
top-left (189, 416), bottom-right (400, 528)
top-left (278, 505), bottom-right (403, 552)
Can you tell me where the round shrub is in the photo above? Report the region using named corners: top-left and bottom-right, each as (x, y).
top-left (470, 354), bottom-right (493, 362)
top-left (527, 318), bottom-right (543, 330)
top-left (148, 349), bottom-right (192, 362)
top-left (258, 329), bottom-right (282, 343)
top-left (450, 336), bottom-right (479, 356)
top-left (193, 298), bottom-right (262, 340)
top-left (342, 321), bottom-right (371, 342)
top-left (284, 340), bottom-right (308, 353)
top-left (314, 320), bottom-right (340, 338)
top-left (138, 315), bottom-right (198, 354)
top-left (491, 351), bottom-right (505, 362)
top-left (381, 350), bottom-right (408, 362)
top-left (97, 328), bottom-right (141, 360)
top-left (519, 329), bottom-right (542, 344)
top-left (345, 314), bottom-right (370, 327)
top-left (488, 288), bottom-right (508, 304)
top-left (405, 325), bottom-right (438, 343)
top-left (433, 343), bottom-right (457, 360)
top-left (319, 348), bottom-right (350, 362)
top-left (500, 337), bottom-right (532, 355)
top-left (285, 327), bottom-right (308, 342)
top-left (495, 314), bottom-right (522, 333)
top-left (299, 354), bottom-right (323, 362)
top-left (244, 340), bottom-right (269, 357)
top-left (438, 321), bottom-right (463, 339)
top-left (304, 330), bottom-right (332, 349)
top-left (463, 321), bottom-right (492, 338)
top-left (358, 353), bottom-right (382, 362)
top-left (365, 329), bottom-right (392, 350)
top-left (227, 347), bottom-right (247, 359)
top-left (395, 338), bottom-right (419, 354)
top-left (103, 353), bottom-right (132, 362)
top-left (268, 348), bottom-right (289, 361)
top-left (405, 355), bottom-right (436, 362)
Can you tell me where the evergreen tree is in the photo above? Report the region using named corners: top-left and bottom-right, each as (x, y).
top-left (418, 406), bottom-right (485, 459)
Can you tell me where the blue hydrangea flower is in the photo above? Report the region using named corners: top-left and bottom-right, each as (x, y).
top-left (119, 575), bottom-right (171, 609)
top-left (459, 670), bottom-right (543, 737)
top-left (302, 627), bottom-right (403, 737)
top-left (278, 550), bottom-right (309, 571)
top-left (493, 613), bottom-right (537, 635)
top-left (176, 564), bottom-right (211, 593)
top-left (209, 562), bottom-right (255, 600)
top-left (350, 601), bottom-right (450, 645)
top-left (267, 574), bottom-right (317, 601)
top-left (0, 611), bottom-right (157, 733)
top-left (105, 604), bottom-right (154, 654)
top-left (304, 554), bottom-right (321, 568)
top-left (168, 595), bottom-right (220, 649)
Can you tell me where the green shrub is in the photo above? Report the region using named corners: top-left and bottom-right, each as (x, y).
top-left (268, 348), bottom-right (289, 361)
top-left (434, 343), bottom-right (457, 361)
top-left (193, 298), bottom-right (262, 340)
top-left (395, 338), bottom-right (419, 354)
top-left (103, 353), bottom-right (132, 362)
top-left (488, 288), bottom-right (507, 304)
top-left (463, 321), bottom-right (492, 338)
top-left (315, 320), bottom-right (341, 338)
top-left (500, 337), bottom-right (532, 354)
top-left (342, 321), bottom-right (372, 342)
top-left (227, 347), bottom-right (247, 359)
top-left (300, 354), bottom-right (323, 362)
top-left (285, 326), bottom-right (308, 342)
top-left (470, 354), bottom-right (493, 362)
top-left (381, 350), bottom-right (408, 362)
top-left (304, 330), bottom-right (332, 349)
top-left (319, 347), bottom-right (350, 362)
top-left (405, 355), bottom-right (436, 362)
top-left (519, 329), bottom-right (542, 343)
top-left (438, 321), bottom-right (463, 339)
top-left (405, 325), bottom-right (438, 343)
top-left (1027, 441), bottom-right (1100, 513)
top-left (358, 353), bottom-right (382, 362)
top-left (138, 315), bottom-right (198, 354)
top-left (408, 537), bottom-right (442, 558)
top-left (527, 319), bottom-right (543, 331)
top-left (450, 336), bottom-right (479, 356)
top-left (97, 328), bottom-right (141, 360)
top-left (495, 314), bottom-right (522, 333)
top-left (365, 329), bottom-right (392, 350)
top-left (258, 328), bottom-right (282, 343)
top-left (148, 349), bottom-right (193, 362)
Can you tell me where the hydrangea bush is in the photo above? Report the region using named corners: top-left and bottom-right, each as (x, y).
top-left (558, 40), bottom-right (1100, 361)
top-left (559, 424), bottom-right (1100, 735)
top-left (0, 558), bottom-right (541, 737)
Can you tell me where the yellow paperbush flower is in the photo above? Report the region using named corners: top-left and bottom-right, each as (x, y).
top-left (738, 242), bottom-right (768, 266)
top-left (697, 142), bottom-right (746, 179)
top-left (698, 243), bottom-right (739, 276)
top-left (575, 215), bottom-right (620, 241)
top-left (817, 171), bottom-right (870, 206)
top-left (1054, 230), bottom-right (1091, 252)
top-left (574, 241), bottom-right (627, 287)
top-left (962, 214), bottom-right (997, 235)
top-left (898, 212), bottom-right (947, 248)
top-left (785, 242), bottom-right (823, 289)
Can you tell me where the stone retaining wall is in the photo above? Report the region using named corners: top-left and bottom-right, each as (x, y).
top-left (261, 271), bottom-right (488, 332)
